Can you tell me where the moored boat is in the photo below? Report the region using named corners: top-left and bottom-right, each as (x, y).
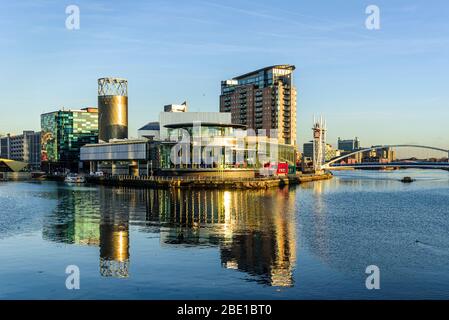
top-left (64, 174), bottom-right (86, 184)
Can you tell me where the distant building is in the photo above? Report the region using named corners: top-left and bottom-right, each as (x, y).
top-left (41, 107), bottom-right (98, 171)
top-left (303, 141), bottom-right (314, 159)
top-left (0, 135), bottom-right (9, 159)
top-left (0, 131), bottom-right (41, 170)
top-left (338, 137), bottom-right (361, 152)
top-left (138, 122), bottom-right (160, 140)
top-left (325, 143), bottom-right (341, 161)
top-left (220, 65), bottom-right (297, 146)
top-left (303, 141), bottom-right (340, 162)
top-left (362, 147), bottom-right (396, 163)
top-left (164, 101), bottom-right (188, 113)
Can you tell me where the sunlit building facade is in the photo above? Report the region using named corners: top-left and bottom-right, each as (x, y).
top-left (220, 65), bottom-right (297, 146)
top-left (0, 131), bottom-right (41, 170)
top-left (81, 122), bottom-right (296, 177)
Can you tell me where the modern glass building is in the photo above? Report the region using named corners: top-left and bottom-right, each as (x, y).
top-left (159, 122), bottom-right (296, 174)
top-left (41, 107), bottom-right (98, 171)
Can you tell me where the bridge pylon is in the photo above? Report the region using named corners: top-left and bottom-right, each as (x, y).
top-left (312, 116), bottom-right (326, 172)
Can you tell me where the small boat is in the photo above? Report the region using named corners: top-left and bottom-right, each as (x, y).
top-left (64, 173), bottom-right (86, 184)
top-left (400, 177), bottom-right (414, 183)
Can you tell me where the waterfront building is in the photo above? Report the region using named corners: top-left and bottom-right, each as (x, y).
top-left (82, 101), bottom-right (296, 177)
top-left (81, 123), bottom-right (296, 177)
top-left (220, 65), bottom-right (297, 146)
top-left (80, 139), bottom-right (150, 176)
top-left (0, 131), bottom-right (41, 170)
top-left (41, 107), bottom-right (98, 171)
top-left (159, 122), bottom-right (295, 175)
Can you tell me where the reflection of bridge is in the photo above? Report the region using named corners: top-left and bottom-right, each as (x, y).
top-left (322, 145), bottom-right (449, 170)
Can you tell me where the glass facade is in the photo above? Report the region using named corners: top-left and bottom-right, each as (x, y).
top-left (159, 124), bottom-right (296, 170)
top-left (41, 108), bottom-right (98, 169)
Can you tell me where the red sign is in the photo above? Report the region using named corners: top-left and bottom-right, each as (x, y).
top-left (276, 162), bottom-right (289, 175)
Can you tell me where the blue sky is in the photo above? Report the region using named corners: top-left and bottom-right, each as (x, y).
top-left (1, 0), bottom-right (448, 155)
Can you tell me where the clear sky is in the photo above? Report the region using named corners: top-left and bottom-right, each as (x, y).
top-left (1, 0), bottom-right (448, 156)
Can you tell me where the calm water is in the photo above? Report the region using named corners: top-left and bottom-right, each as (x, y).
top-left (1, 169), bottom-right (449, 299)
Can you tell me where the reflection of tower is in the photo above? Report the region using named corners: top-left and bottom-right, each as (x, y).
top-left (98, 78), bottom-right (128, 142)
top-left (99, 223), bottom-right (129, 278)
top-left (99, 188), bottom-right (130, 278)
top-left (312, 116), bottom-right (326, 172)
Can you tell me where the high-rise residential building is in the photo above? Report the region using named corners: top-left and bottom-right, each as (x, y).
top-left (41, 107), bottom-right (98, 171)
top-left (0, 131), bottom-right (41, 170)
top-left (338, 137), bottom-right (361, 152)
top-left (220, 65), bottom-right (297, 146)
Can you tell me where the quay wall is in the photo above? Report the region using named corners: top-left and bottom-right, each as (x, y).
top-left (85, 173), bottom-right (333, 190)
top-left (0, 172), bottom-right (32, 181)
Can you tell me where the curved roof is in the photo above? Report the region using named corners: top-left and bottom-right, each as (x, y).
top-left (0, 158), bottom-right (27, 172)
top-left (164, 122), bottom-right (247, 129)
top-left (139, 122), bottom-right (160, 131)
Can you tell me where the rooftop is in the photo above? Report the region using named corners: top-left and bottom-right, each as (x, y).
top-left (139, 122), bottom-right (160, 131)
top-left (233, 65), bottom-right (296, 80)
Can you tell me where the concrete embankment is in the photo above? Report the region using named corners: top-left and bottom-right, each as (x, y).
top-left (85, 173), bottom-right (333, 190)
top-left (0, 172), bottom-right (32, 181)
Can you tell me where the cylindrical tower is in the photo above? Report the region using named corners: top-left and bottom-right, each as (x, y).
top-left (98, 77), bottom-right (128, 142)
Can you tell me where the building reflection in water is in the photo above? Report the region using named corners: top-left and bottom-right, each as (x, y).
top-left (145, 188), bottom-right (297, 287)
top-left (99, 187), bottom-right (130, 278)
top-left (42, 184), bottom-right (297, 286)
